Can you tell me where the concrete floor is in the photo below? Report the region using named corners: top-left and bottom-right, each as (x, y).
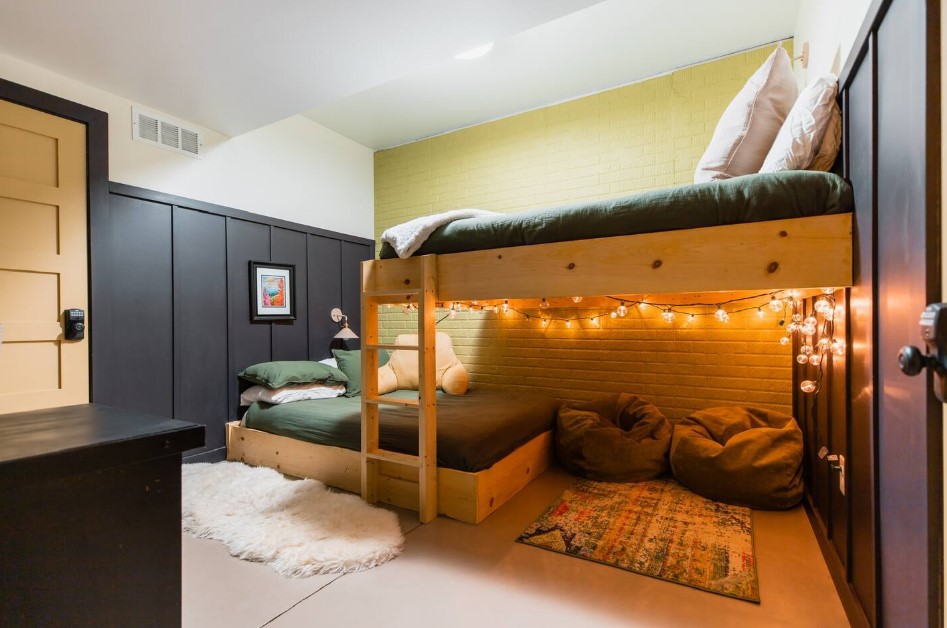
top-left (182, 467), bottom-right (849, 628)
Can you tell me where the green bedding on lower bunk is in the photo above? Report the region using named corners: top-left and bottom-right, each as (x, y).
top-left (379, 171), bottom-right (853, 258)
top-left (243, 388), bottom-right (558, 473)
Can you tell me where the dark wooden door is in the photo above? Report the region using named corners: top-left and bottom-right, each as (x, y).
top-left (875, 0), bottom-right (942, 625)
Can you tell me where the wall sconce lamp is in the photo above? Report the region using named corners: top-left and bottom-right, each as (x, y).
top-left (330, 308), bottom-right (358, 339)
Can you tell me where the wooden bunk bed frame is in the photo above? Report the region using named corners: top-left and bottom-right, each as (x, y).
top-left (227, 208), bottom-right (852, 525)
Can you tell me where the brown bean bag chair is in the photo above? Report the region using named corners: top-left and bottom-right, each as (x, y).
top-left (556, 394), bottom-right (672, 482)
top-left (670, 406), bottom-right (803, 510)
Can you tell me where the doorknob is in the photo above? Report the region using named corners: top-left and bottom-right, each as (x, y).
top-left (898, 303), bottom-right (947, 402)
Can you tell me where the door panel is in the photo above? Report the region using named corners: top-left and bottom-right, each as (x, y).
top-left (876, 0), bottom-right (941, 624)
top-left (0, 98), bottom-right (87, 413)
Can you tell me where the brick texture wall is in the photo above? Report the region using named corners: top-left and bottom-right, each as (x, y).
top-left (374, 43), bottom-right (794, 418)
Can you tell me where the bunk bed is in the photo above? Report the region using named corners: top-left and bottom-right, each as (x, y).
top-left (228, 170), bottom-right (853, 524)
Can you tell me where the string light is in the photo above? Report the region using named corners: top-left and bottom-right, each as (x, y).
top-left (501, 300), bottom-right (510, 314)
top-left (565, 320), bottom-right (572, 328)
top-left (662, 308), bottom-right (676, 323)
top-left (448, 305), bottom-right (457, 319)
top-left (757, 307), bottom-right (764, 318)
top-left (714, 305), bottom-right (727, 322)
top-left (779, 335), bottom-right (791, 345)
top-left (572, 296), bottom-right (583, 303)
top-left (687, 314), bottom-right (696, 323)
top-left (616, 302), bottom-right (629, 317)
top-left (540, 298), bottom-right (550, 309)
top-left (800, 380), bottom-right (817, 393)
top-left (768, 296), bottom-right (784, 312)
top-left (610, 311), bottom-right (618, 319)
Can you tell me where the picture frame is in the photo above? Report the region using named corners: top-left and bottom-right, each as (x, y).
top-left (249, 261), bottom-right (296, 321)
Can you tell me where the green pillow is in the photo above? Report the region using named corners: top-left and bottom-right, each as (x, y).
top-left (238, 361), bottom-right (348, 389)
top-left (333, 349), bottom-right (389, 397)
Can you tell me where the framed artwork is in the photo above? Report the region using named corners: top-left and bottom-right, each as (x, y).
top-left (250, 261), bottom-right (296, 321)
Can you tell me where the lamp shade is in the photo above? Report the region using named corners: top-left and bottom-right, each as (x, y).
top-left (334, 325), bottom-right (358, 340)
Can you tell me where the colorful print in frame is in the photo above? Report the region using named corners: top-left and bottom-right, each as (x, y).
top-left (250, 261), bottom-right (296, 321)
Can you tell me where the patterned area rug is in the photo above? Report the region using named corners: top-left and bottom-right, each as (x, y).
top-left (517, 478), bottom-right (760, 602)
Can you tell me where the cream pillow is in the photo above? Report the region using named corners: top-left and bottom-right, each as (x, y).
top-left (760, 74), bottom-right (839, 173)
top-left (694, 46), bottom-right (797, 183)
top-left (378, 332), bottom-right (469, 395)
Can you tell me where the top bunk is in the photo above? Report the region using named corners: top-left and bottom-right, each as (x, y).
top-left (366, 170), bottom-right (853, 301)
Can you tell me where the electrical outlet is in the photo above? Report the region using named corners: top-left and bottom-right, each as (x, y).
top-left (838, 455), bottom-right (846, 495)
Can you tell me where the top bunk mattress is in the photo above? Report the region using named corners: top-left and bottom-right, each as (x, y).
top-left (379, 171), bottom-right (853, 259)
top-left (243, 388), bottom-right (558, 473)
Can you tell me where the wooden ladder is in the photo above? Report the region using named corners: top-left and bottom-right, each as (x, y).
top-left (360, 255), bottom-right (438, 523)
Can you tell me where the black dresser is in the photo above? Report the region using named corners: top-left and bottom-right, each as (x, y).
top-left (0, 404), bottom-right (204, 627)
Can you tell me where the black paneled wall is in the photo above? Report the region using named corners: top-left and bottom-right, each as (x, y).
top-left (93, 184), bottom-right (374, 460)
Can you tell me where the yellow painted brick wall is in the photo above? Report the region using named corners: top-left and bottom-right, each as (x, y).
top-left (374, 43), bottom-right (794, 418)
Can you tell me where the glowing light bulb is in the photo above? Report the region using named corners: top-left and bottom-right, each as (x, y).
top-left (830, 340), bottom-right (845, 356)
top-left (540, 298), bottom-right (550, 310)
top-left (768, 297), bottom-right (784, 312)
top-left (822, 308), bottom-right (835, 321)
top-left (801, 324), bottom-right (816, 336)
top-left (471, 300), bottom-right (479, 306)
top-left (616, 303), bottom-right (629, 317)
top-left (714, 306), bottom-right (727, 322)
top-left (808, 353), bottom-right (822, 366)
top-left (402, 306), bottom-right (412, 314)
top-left (565, 320), bottom-right (572, 328)
top-left (721, 313), bottom-right (730, 323)
top-left (501, 300), bottom-right (509, 314)
top-left (814, 297), bottom-right (832, 314)
top-left (757, 307), bottom-right (764, 318)
top-left (610, 311), bottom-right (618, 319)
top-left (591, 317), bottom-right (599, 326)
top-left (687, 314), bottom-right (696, 323)
top-left (792, 313), bottom-right (802, 323)
top-left (796, 354), bottom-right (809, 364)
top-left (541, 318), bottom-right (548, 326)
top-left (800, 344), bottom-right (814, 355)
top-left (662, 308), bottom-right (676, 323)
top-left (448, 307), bottom-right (457, 319)
top-left (572, 296), bottom-right (583, 304)
top-left (779, 335), bottom-right (791, 346)
top-left (787, 322), bottom-right (799, 333)
top-left (638, 302), bottom-right (647, 310)
top-left (817, 337), bottom-right (831, 349)
top-left (822, 287), bottom-right (835, 295)
top-left (804, 316), bottom-right (817, 327)
top-left (800, 380), bottom-right (817, 393)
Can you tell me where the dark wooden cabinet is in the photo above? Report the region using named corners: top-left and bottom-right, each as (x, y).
top-left (0, 404), bottom-right (204, 627)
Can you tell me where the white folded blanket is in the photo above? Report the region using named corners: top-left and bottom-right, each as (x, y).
top-left (381, 209), bottom-right (499, 258)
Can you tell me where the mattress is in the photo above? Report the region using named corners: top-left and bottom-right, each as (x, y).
top-left (379, 171), bottom-right (853, 259)
top-left (243, 388), bottom-right (558, 473)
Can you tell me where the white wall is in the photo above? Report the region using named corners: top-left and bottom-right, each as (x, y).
top-left (0, 51), bottom-right (374, 239)
top-left (794, 0), bottom-right (872, 83)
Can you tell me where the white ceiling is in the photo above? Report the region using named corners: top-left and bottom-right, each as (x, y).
top-left (0, 0), bottom-right (800, 149)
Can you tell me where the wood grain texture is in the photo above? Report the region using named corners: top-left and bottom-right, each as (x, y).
top-left (226, 421), bottom-right (553, 524)
top-left (369, 215), bottom-right (853, 301)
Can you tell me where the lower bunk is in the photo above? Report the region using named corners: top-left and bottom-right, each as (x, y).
top-left (226, 388), bottom-right (558, 524)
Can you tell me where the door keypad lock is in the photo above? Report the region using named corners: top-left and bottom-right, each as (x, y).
top-left (63, 308), bottom-right (85, 341)
top-left (898, 303), bottom-right (947, 402)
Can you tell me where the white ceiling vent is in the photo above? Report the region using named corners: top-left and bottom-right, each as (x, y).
top-left (132, 107), bottom-right (202, 158)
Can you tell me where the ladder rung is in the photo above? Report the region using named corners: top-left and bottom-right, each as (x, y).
top-left (365, 397), bottom-right (420, 408)
top-left (365, 449), bottom-right (421, 467)
top-left (365, 343), bottom-right (419, 351)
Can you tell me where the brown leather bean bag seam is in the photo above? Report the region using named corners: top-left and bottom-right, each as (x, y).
top-left (556, 393), bottom-right (672, 482)
top-left (670, 406), bottom-right (804, 510)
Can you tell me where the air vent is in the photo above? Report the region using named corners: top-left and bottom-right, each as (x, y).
top-left (132, 107), bottom-right (202, 158)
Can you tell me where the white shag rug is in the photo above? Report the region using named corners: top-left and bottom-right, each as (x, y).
top-left (182, 461), bottom-right (404, 577)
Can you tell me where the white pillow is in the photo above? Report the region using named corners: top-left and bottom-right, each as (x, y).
top-left (318, 357), bottom-right (338, 369)
top-left (694, 47), bottom-right (797, 183)
top-left (808, 100), bottom-right (842, 171)
top-left (760, 74), bottom-right (839, 173)
top-left (240, 382), bottom-right (345, 405)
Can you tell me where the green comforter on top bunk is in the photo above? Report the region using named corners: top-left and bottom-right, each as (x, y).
top-left (379, 171), bottom-right (853, 259)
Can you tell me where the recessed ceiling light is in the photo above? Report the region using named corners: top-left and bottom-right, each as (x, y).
top-left (454, 42), bottom-right (494, 60)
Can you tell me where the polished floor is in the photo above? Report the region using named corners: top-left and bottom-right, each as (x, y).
top-left (182, 467), bottom-right (849, 628)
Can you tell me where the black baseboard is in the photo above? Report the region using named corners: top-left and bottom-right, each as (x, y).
top-left (803, 499), bottom-right (872, 628)
top-left (183, 447), bottom-right (227, 464)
